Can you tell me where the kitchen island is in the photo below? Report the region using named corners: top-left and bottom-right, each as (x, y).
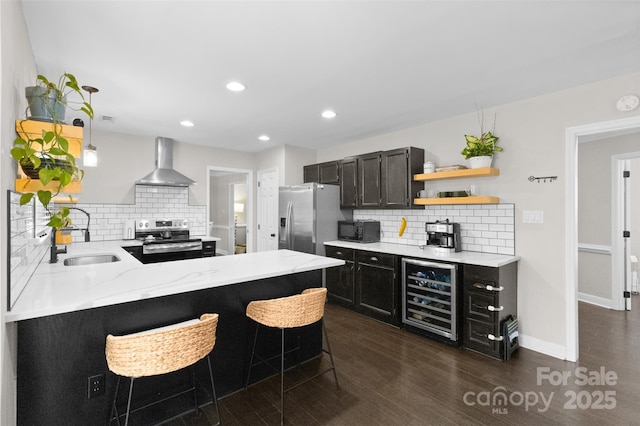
top-left (8, 245), bottom-right (343, 425)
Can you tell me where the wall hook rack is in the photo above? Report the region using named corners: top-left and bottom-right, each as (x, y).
top-left (528, 175), bottom-right (557, 183)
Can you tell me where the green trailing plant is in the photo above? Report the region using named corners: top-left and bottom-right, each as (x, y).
top-left (461, 110), bottom-right (503, 159)
top-left (11, 73), bottom-right (94, 229)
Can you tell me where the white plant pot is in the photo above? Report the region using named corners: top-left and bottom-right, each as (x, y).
top-left (469, 156), bottom-right (493, 169)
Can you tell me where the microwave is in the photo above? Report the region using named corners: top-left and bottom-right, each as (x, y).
top-left (338, 220), bottom-right (381, 243)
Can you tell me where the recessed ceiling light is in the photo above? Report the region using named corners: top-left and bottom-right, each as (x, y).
top-left (321, 110), bottom-right (336, 119)
top-left (180, 120), bottom-right (195, 127)
top-left (226, 81), bottom-right (246, 92)
top-left (258, 135), bottom-right (270, 142)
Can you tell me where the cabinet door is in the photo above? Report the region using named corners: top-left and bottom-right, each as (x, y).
top-left (382, 147), bottom-right (424, 208)
top-left (359, 153), bottom-right (382, 207)
top-left (319, 161), bottom-right (340, 184)
top-left (303, 164), bottom-right (319, 183)
top-left (325, 246), bottom-right (355, 306)
top-left (339, 158), bottom-right (358, 208)
top-left (381, 148), bottom-right (409, 207)
top-left (326, 261), bottom-right (355, 306)
top-left (356, 252), bottom-right (397, 323)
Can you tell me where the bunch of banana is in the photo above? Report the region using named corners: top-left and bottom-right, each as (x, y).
top-left (398, 217), bottom-right (407, 237)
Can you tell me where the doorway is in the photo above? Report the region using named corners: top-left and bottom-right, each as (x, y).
top-left (256, 168), bottom-right (279, 252)
top-left (577, 142), bottom-right (640, 310)
top-left (206, 166), bottom-right (253, 255)
top-left (565, 115), bottom-right (640, 362)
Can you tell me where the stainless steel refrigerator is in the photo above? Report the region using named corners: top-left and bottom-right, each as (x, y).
top-left (279, 183), bottom-right (352, 256)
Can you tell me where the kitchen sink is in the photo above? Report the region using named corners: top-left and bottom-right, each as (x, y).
top-left (63, 254), bottom-right (121, 266)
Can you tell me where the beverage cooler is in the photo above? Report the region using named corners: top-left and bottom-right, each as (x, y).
top-left (401, 258), bottom-right (459, 343)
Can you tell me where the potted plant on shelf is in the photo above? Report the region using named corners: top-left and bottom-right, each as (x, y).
top-left (461, 111), bottom-right (503, 168)
top-left (11, 72), bottom-right (94, 229)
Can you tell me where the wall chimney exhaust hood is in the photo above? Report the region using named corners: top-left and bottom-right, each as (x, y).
top-left (136, 137), bottom-right (196, 187)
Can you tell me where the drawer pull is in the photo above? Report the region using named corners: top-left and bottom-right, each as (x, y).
top-left (336, 251), bottom-right (342, 255)
top-left (370, 256), bottom-right (378, 262)
top-left (487, 305), bottom-right (504, 312)
top-left (488, 334), bottom-right (504, 341)
top-left (473, 283), bottom-right (504, 292)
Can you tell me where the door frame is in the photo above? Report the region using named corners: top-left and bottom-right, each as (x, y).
top-left (206, 166), bottom-right (254, 253)
top-left (565, 115), bottom-right (640, 362)
top-left (612, 152), bottom-right (640, 310)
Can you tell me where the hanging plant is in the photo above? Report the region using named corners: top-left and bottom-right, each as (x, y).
top-left (11, 73), bottom-right (93, 229)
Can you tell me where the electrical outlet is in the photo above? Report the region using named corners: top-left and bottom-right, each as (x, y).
top-left (87, 374), bottom-right (105, 399)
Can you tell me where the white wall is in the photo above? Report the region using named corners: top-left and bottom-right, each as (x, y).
top-left (317, 72), bottom-right (640, 358)
top-left (82, 129), bottom-right (258, 205)
top-left (1, 1), bottom-right (37, 423)
top-left (284, 144), bottom-right (316, 185)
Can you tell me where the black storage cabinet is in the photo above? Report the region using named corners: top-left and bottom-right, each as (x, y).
top-left (462, 263), bottom-right (518, 359)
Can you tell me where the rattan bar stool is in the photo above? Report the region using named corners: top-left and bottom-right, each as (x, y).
top-left (245, 288), bottom-right (339, 425)
top-left (105, 313), bottom-right (221, 426)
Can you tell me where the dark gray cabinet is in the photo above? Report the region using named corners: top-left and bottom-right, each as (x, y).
top-left (338, 147), bottom-right (424, 209)
top-left (355, 250), bottom-right (399, 325)
top-left (381, 147), bottom-right (424, 208)
top-left (325, 246), bottom-right (355, 307)
top-left (303, 160), bottom-right (340, 184)
top-left (463, 262), bottom-right (518, 359)
top-left (326, 247), bottom-right (400, 326)
top-left (359, 152), bottom-right (383, 207)
top-left (339, 158), bottom-right (358, 208)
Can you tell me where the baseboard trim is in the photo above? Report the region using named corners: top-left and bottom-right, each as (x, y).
top-left (578, 292), bottom-right (613, 309)
top-left (519, 333), bottom-right (568, 361)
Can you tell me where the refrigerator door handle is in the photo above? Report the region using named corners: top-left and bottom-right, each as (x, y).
top-left (285, 201), bottom-right (293, 250)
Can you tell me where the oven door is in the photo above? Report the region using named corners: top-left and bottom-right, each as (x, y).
top-left (141, 241), bottom-right (203, 264)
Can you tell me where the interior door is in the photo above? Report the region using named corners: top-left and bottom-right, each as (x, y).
top-left (257, 168), bottom-right (278, 251)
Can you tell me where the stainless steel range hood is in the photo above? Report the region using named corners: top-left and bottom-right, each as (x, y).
top-left (136, 137), bottom-right (196, 187)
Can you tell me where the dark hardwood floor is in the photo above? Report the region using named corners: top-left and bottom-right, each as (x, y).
top-left (166, 298), bottom-right (639, 425)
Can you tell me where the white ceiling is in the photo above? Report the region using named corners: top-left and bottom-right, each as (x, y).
top-left (21, 1), bottom-right (640, 153)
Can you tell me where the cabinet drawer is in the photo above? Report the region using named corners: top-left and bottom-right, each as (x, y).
top-left (465, 291), bottom-right (498, 323)
top-left (356, 251), bottom-right (395, 269)
top-left (464, 264), bottom-right (499, 282)
top-left (464, 276), bottom-right (504, 295)
top-left (464, 318), bottom-right (499, 355)
top-left (325, 246), bottom-right (355, 261)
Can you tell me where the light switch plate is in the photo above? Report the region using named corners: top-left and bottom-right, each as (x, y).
top-left (523, 210), bottom-right (544, 224)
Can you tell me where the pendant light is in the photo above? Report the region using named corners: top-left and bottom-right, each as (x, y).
top-left (81, 85), bottom-right (99, 167)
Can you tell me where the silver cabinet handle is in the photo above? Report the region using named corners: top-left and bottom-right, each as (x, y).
top-left (370, 256), bottom-right (378, 261)
top-left (487, 305), bottom-right (504, 312)
top-left (486, 285), bottom-right (504, 292)
top-left (473, 283), bottom-right (504, 292)
top-left (488, 334), bottom-right (504, 341)
top-left (336, 251), bottom-right (342, 255)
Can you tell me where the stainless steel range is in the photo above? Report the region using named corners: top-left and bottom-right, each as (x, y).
top-left (135, 219), bottom-right (203, 263)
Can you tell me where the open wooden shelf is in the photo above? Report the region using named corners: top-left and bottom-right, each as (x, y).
top-left (15, 119), bottom-right (83, 157)
top-left (15, 179), bottom-right (82, 194)
top-left (414, 196), bottom-right (500, 205)
top-left (414, 167), bottom-right (499, 181)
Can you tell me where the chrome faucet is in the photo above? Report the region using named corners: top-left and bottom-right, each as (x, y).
top-left (50, 230), bottom-right (67, 263)
top-left (68, 207), bottom-right (91, 242)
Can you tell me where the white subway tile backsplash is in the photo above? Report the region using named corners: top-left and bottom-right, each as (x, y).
top-left (58, 185), bottom-right (207, 243)
top-left (353, 204), bottom-right (515, 255)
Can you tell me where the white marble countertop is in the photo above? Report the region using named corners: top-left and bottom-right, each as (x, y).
top-left (6, 242), bottom-right (342, 323)
top-left (324, 241), bottom-right (519, 267)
